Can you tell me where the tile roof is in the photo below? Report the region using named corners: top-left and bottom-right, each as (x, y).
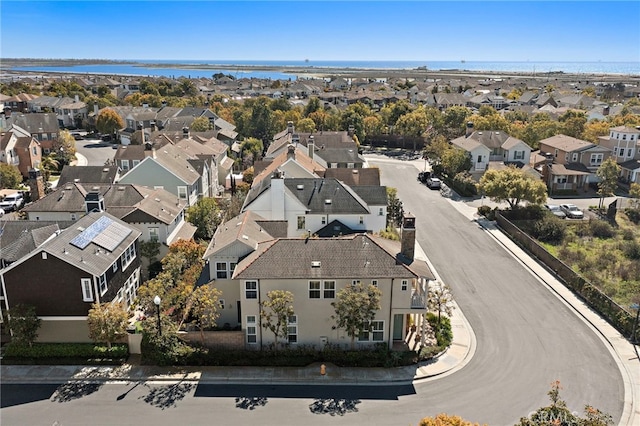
top-left (0, 221), bottom-right (73, 263)
top-left (539, 134), bottom-right (594, 152)
top-left (323, 168), bottom-right (380, 186)
top-left (203, 211), bottom-right (276, 259)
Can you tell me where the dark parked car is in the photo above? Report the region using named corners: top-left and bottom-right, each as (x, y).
top-left (418, 171), bottom-right (431, 183)
top-left (101, 134), bottom-right (113, 142)
top-left (71, 132), bottom-right (83, 140)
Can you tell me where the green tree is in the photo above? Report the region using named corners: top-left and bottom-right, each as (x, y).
top-left (7, 304), bottom-right (41, 347)
top-left (427, 283), bottom-right (455, 329)
top-left (54, 129), bottom-right (77, 165)
top-left (386, 187), bottom-right (404, 228)
top-left (443, 106), bottom-right (471, 138)
top-left (516, 381), bottom-right (612, 426)
top-left (441, 147), bottom-right (472, 178)
top-left (478, 166), bottom-right (548, 209)
top-left (559, 110), bottom-right (587, 139)
top-left (596, 158), bottom-right (621, 209)
top-left (87, 302), bottom-right (129, 349)
top-left (182, 284), bottom-right (222, 344)
top-left (246, 97), bottom-right (274, 148)
top-left (96, 108), bottom-right (124, 136)
top-left (186, 197), bottom-right (223, 240)
top-left (0, 163), bottom-right (23, 188)
top-left (331, 283), bottom-right (381, 349)
top-left (190, 116), bottom-right (212, 132)
top-left (304, 97), bottom-right (322, 116)
top-left (240, 137), bottom-right (264, 167)
top-left (296, 117), bottom-right (316, 133)
top-left (260, 290), bottom-right (295, 350)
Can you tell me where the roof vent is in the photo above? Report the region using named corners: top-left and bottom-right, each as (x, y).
top-left (296, 184), bottom-right (304, 190)
top-left (324, 199), bottom-right (332, 204)
top-left (311, 261), bottom-right (321, 268)
top-left (478, 132), bottom-right (483, 135)
top-left (242, 235), bottom-right (249, 240)
top-left (102, 168), bottom-right (109, 172)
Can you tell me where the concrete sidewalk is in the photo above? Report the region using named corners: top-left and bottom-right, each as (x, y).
top-left (0, 300), bottom-right (473, 385)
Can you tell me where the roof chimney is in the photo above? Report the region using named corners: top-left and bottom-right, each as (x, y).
top-left (287, 121), bottom-right (294, 134)
top-left (308, 135), bottom-right (315, 159)
top-left (400, 213), bottom-right (416, 261)
top-left (287, 144), bottom-right (296, 160)
top-left (183, 127), bottom-right (190, 138)
top-left (466, 122), bottom-right (474, 138)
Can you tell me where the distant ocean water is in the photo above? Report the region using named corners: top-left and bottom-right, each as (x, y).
top-left (5, 60), bottom-right (640, 80)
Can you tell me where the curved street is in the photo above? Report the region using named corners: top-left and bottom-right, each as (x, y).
top-left (372, 157), bottom-right (624, 424)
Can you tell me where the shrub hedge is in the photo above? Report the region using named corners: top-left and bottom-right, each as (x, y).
top-left (2, 342), bottom-right (128, 365)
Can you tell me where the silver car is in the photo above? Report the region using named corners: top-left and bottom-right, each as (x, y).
top-left (559, 204), bottom-right (584, 219)
top-left (544, 204), bottom-right (566, 219)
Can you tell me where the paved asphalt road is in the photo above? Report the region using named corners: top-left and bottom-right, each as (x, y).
top-left (0, 156), bottom-right (624, 426)
top-left (74, 138), bottom-right (117, 166)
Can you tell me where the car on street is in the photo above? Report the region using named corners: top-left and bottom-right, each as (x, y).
top-left (544, 204), bottom-right (566, 219)
top-left (0, 192), bottom-right (24, 212)
top-left (559, 203), bottom-right (584, 219)
top-left (417, 171), bottom-right (431, 183)
top-left (426, 177), bottom-right (442, 189)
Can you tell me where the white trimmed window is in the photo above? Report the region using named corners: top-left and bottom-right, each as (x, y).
top-left (246, 316), bottom-right (257, 344)
top-left (216, 262), bottom-right (228, 279)
top-left (287, 315), bottom-right (298, 343)
top-left (590, 153), bottom-right (603, 166)
top-left (113, 262), bottom-right (118, 273)
top-left (219, 299), bottom-right (225, 310)
top-left (297, 216), bottom-right (305, 230)
top-left (149, 227), bottom-right (159, 242)
top-left (132, 160), bottom-right (140, 168)
top-left (323, 281), bottom-right (335, 299)
top-left (121, 160), bottom-right (129, 171)
top-left (514, 150), bottom-right (525, 160)
top-left (99, 273), bottom-right (107, 295)
top-left (177, 186), bottom-right (188, 200)
top-left (358, 320), bottom-right (384, 342)
top-left (352, 280), bottom-right (361, 286)
top-left (379, 207), bottom-right (384, 216)
top-left (81, 278), bottom-right (93, 302)
top-left (121, 244), bottom-right (136, 270)
top-left (309, 281), bottom-right (321, 299)
top-left (401, 280), bottom-right (408, 291)
top-left (371, 280), bottom-right (378, 287)
top-left (245, 281), bottom-right (258, 299)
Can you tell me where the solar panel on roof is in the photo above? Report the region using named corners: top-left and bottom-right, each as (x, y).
top-left (92, 221), bottom-right (132, 252)
top-left (70, 216), bottom-right (114, 249)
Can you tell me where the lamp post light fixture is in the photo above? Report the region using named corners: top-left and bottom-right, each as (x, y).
top-left (153, 295), bottom-right (162, 336)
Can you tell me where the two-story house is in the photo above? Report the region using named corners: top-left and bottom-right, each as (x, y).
top-left (539, 134), bottom-right (612, 193)
top-left (242, 172), bottom-right (387, 237)
top-left (0, 124), bottom-right (42, 178)
top-left (21, 183), bottom-right (194, 252)
top-left (7, 113), bottom-right (59, 153)
top-left (230, 214), bottom-right (434, 350)
top-left (598, 125), bottom-right (640, 183)
top-left (1, 212), bottom-right (142, 342)
top-left (116, 143), bottom-right (202, 207)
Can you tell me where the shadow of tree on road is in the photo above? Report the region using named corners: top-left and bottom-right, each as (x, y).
top-left (309, 398), bottom-right (360, 416)
top-left (139, 379), bottom-right (195, 410)
top-left (50, 369), bottom-right (105, 403)
top-left (235, 396), bottom-right (268, 410)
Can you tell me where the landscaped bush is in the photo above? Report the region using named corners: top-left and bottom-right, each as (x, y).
top-left (477, 205), bottom-right (492, 218)
top-left (621, 240), bottom-right (640, 260)
top-left (507, 204), bottom-right (545, 221)
top-left (2, 342), bottom-right (128, 364)
top-left (426, 312), bottom-right (452, 348)
top-left (450, 172), bottom-right (477, 197)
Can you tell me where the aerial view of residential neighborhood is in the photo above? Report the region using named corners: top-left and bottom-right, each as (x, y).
top-left (0, 1), bottom-right (639, 425)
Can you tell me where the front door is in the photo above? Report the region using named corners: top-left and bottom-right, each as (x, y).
top-left (393, 314), bottom-right (403, 340)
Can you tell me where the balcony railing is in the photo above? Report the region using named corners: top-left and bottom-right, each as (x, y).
top-left (411, 291), bottom-right (426, 309)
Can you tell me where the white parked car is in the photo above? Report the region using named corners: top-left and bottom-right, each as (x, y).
top-left (559, 204), bottom-right (584, 219)
top-left (426, 177), bottom-right (442, 189)
top-left (0, 192), bottom-right (24, 212)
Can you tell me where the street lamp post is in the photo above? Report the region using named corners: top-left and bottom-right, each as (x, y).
top-left (153, 295), bottom-right (162, 336)
top-left (631, 303), bottom-right (640, 345)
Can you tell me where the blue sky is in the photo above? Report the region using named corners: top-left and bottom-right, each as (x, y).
top-left (1, 1), bottom-right (639, 62)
